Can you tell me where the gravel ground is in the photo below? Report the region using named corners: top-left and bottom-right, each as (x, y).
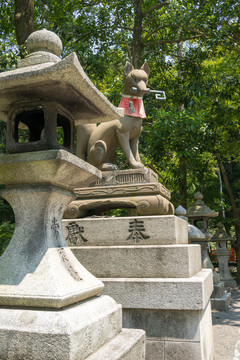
top-left (212, 287), bottom-right (240, 360)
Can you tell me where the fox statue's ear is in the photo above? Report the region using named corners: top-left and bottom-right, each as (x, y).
top-left (140, 62), bottom-right (150, 77)
top-left (124, 61), bottom-right (134, 76)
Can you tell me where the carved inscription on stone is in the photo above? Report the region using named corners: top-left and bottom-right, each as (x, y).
top-left (66, 221), bottom-right (88, 245)
top-left (127, 219), bottom-right (150, 243)
top-left (51, 217), bottom-right (60, 240)
top-left (57, 247), bottom-right (82, 281)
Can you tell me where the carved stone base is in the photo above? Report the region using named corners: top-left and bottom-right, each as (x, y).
top-left (64, 168), bottom-right (174, 218)
top-left (63, 215), bottom-right (214, 360)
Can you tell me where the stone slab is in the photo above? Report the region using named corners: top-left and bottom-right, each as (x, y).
top-left (164, 341), bottom-right (202, 360)
top-left (87, 328), bottom-right (145, 360)
top-left (123, 300), bottom-right (214, 360)
top-left (72, 244), bottom-right (201, 278)
top-left (62, 215), bottom-right (188, 246)
top-left (122, 300), bottom-right (211, 342)
top-left (211, 292), bottom-right (231, 311)
top-left (145, 340), bottom-right (164, 360)
top-left (0, 295), bottom-right (122, 360)
top-left (0, 149), bottom-right (101, 189)
top-left (212, 281), bottom-right (225, 298)
top-left (224, 279), bottom-right (238, 288)
top-left (101, 269), bottom-right (213, 310)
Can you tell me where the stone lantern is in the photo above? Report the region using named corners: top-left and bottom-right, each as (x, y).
top-left (0, 29), bottom-right (123, 155)
top-left (0, 30), bottom-right (144, 359)
top-left (175, 205), bottom-right (213, 268)
top-left (211, 223), bottom-right (237, 288)
top-left (186, 192), bottom-right (218, 232)
top-left (187, 192), bottom-right (231, 311)
top-left (186, 192), bottom-right (219, 278)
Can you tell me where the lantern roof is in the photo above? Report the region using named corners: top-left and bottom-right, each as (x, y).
top-left (187, 192), bottom-right (218, 219)
top-left (0, 29), bottom-right (124, 125)
top-left (211, 223), bottom-right (234, 243)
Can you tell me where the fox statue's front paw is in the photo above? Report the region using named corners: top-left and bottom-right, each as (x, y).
top-left (101, 163), bottom-right (118, 171)
top-left (131, 161), bottom-right (145, 169)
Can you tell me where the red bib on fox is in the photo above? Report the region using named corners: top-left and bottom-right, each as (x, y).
top-left (118, 96), bottom-right (146, 118)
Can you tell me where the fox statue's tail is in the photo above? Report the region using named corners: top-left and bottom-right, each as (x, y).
top-left (76, 124), bottom-right (97, 160)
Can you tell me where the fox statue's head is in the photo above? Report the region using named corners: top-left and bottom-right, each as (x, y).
top-left (123, 62), bottom-right (150, 98)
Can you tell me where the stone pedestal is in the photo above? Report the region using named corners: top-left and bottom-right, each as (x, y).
top-left (186, 195), bottom-right (231, 311)
top-left (0, 150), bottom-right (145, 360)
top-left (64, 168), bottom-right (174, 218)
top-left (212, 223), bottom-right (237, 289)
top-left (215, 249), bottom-right (237, 289)
top-left (63, 215), bottom-right (215, 360)
top-left (189, 237), bottom-right (231, 311)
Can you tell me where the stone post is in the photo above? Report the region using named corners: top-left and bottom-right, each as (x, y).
top-left (212, 223), bottom-right (237, 288)
top-left (187, 192), bottom-right (231, 311)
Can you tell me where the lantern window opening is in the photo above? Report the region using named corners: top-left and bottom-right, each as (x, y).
top-left (14, 107), bottom-right (45, 144)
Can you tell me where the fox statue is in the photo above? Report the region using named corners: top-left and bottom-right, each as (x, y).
top-left (76, 61), bottom-right (150, 171)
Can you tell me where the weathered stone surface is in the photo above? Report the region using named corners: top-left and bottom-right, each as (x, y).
top-left (123, 300), bottom-right (214, 360)
top-left (0, 151), bottom-right (104, 308)
top-left (145, 340), bottom-right (164, 360)
top-left (212, 281), bottom-right (225, 298)
top-left (89, 168), bottom-right (160, 188)
top-left (87, 328), bottom-right (145, 360)
top-left (0, 186), bottom-right (103, 308)
top-left (63, 215), bottom-right (188, 246)
top-left (164, 341), bottom-right (202, 360)
top-left (211, 292), bottom-right (231, 311)
top-left (71, 244), bottom-right (201, 278)
top-left (0, 37), bottom-right (124, 125)
top-left (0, 295), bottom-right (122, 360)
top-left (64, 168), bottom-right (175, 217)
top-left (187, 192), bottom-right (218, 218)
top-left (25, 29), bottom-right (63, 58)
top-left (0, 150), bottom-right (101, 189)
top-left (123, 309), bottom-right (202, 341)
top-left (101, 269), bottom-right (213, 310)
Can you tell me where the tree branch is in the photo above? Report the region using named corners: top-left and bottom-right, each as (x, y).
top-left (143, 49), bottom-right (187, 59)
top-left (143, 2), bottom-right (170, 17)
top-left (142, 24), bottom-right (171, 42)
top-left (144, 34), bottom-right (202, 47)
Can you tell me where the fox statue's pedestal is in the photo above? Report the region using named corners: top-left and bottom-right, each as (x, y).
top-left (63, 215), bottom-right (215, 360)
top-left (64, 168), bottom-right (174, 218)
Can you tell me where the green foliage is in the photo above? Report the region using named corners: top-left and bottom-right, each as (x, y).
top-left (0, 222), bottom-right (14, 256)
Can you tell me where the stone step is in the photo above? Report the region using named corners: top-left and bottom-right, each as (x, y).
top-left (62, 215), bottom-right (188, 246)
top-left (211, 281), bottom-right (225, 298)
top-left (101, 269), bottom-right (213, 311)
top-left (86, 328), bottom-right (145, 360)
top-left (72, 244), bottom-right (201, 278)
top-left (211, 292), bottom-right (231, 311)
top-left (0, 295), bottom-right (122, 360)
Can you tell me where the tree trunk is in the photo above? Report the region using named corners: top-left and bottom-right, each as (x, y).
top-left (177, 40), bottom-right (187, 208)
top-left (14, 0), bottom-right (34, 45)
top-left (219, 161), bottom-right (240, 283)
top-left (132, 0), bottom-right (144, 68)
top-left (179, 157), bottom-right (187, 209)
